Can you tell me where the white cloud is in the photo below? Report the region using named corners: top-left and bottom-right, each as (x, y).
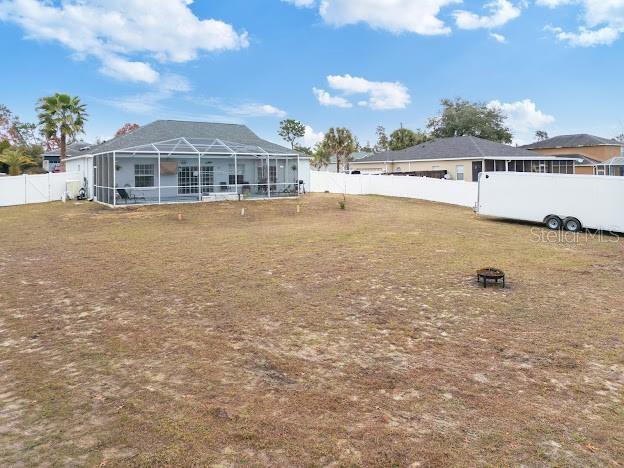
top-left (535, 0), bottom-right (572, 6)
top-left (99, 54), bottom-right (160, 84)
top-left (314, 75), bottom-right (411, 110)
top-left (223, 103), bottom-right (287, 118)
top-left (546, 24), bottom-right (620, 46)
top-left (488, 99), bottom-right (555, 144)
top-left (539, 0), bottom-right (624, 46)
top-left (0, 0), bottom-right (249, 83)
top-left (302, 125), bottom-right (325, 147)
top-left (283, 0), bottom-right (461, 35)
top-left (490, 32), bottom-right (508, 42)
top-left (100, 74), bottom-right (192, 113)
top-left (454, 0), bottom-right (522, 30)
top-left (182, 96), bottom-right (288, 119)
top-left (282, 0), bottom-right (316, 7)
top-left (313, 87), bottom-right (353, 108)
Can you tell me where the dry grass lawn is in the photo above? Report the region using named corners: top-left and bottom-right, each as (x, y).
top-left (0, 194), bottom-right (623, 466)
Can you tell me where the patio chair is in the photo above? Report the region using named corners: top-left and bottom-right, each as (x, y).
top-left (116, 188), bottom-right (146, 204)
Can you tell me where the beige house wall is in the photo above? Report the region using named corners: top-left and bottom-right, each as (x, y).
top-left (575, 165), bottom-right (595, 175)
top-left (528, 145), bottom-right (621, 162)
top-left (351, 159), bottom-right (478, 181)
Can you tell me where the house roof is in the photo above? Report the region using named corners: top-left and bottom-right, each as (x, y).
top-left (329, 151), bottom-right (374, 163)
top-left (358, 136), bottom-right (562, 163)
top-left (43, 141), bottom-right (92, 158)
top-left (553, 153), bottom-right (600, 166)
top-left (600, 156), bottom-right (624, 166)
top-left (521, 134), bottom-right (623, 149)
top-left (87, 120), bottom-right (296, 156)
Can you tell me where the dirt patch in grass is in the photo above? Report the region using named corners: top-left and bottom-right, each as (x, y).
top-left (0, 194), bottom-right (622, 466)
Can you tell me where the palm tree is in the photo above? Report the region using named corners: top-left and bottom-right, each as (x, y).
top-left (0, 148), bottom-right (31, 176)
top-left (311, 143), bottom-right (331, 169)
top-left (322, 127), bottom-right (357, 172)
top-left (37, 93), bottom-right (88, 165)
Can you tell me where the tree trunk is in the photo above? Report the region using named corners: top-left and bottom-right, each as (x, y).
top-left (60, 134), bottom-right (67, 172)
top-left (336, 155), bottom-right (340, 173)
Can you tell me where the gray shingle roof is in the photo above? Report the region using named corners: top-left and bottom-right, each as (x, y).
top-left (329, 151), bottom-right (374, 163)
top-left (359, 136), bottom-right (550, 163)
top-left (43, 141), bottom-right (92, 158)
top-left (521, 134), bottom-right (622, 149)
top-left (553, 153), bottom-right (600, 166)
top-left (88, 120), bottom-right (294, 155)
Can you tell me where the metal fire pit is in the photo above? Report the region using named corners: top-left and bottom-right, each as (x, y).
top-left (477, 268), bottom-right (505, 289)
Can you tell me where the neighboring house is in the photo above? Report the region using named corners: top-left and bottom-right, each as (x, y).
top-left (65, 120), bottom-right (310, 206)
top-left (316, 151), bottom-right (374, 173)
top-left (521, 134), bottom-right (624, 175)
top-left (42, 141), bottom-right (92, 172)
top-left (350, 136), bottom-right (582, 182)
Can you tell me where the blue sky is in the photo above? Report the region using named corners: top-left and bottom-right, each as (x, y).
top-left (1, 0), bottom-right (623, 147)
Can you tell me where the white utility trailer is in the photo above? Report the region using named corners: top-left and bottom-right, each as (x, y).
top-left (476, 172), bottom-right (624, 233)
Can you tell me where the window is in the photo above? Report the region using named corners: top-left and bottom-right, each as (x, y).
top-left (135, 164), bottom-right (154, 187)
top-left (552, 160), bottom-right (574, 174)
top-left (456, 165), bottom-right (465, 181)
top-left (178, 165), bottom-right (198, 194)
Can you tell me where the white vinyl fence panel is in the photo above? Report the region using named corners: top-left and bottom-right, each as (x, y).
top-left (0, 172), bottom-right (82, 207)
top-left (310, 171), bottom-right (478, 208)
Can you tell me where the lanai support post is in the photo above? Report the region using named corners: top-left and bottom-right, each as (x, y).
top-left (267, 153), bottom-right (271, 199)
top-left (234, 153), bottom-right (238, 197)
top-left (113, 151), bottom-right (116, 207)
top-left (157, 151), bottom-right (161, 204)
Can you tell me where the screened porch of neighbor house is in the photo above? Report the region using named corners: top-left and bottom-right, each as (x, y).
top-left (93, 138), bottom-right (302, 206)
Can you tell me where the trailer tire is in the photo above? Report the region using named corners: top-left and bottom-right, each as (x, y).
top-left (544, 215), bottom-right (562, 230)
top-left (563, 217), bottom-right (582, 232)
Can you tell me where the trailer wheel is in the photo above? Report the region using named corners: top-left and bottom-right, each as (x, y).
top-left (544, 215), bottom-right (562, 230)
top-left (563, 217), bottom-right (582, 232)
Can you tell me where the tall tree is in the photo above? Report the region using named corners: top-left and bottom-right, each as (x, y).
top-left (322, 127), bottom-right (357, 172)
top-left (310, 142), bottom-right (331, 169)
top-left (535, 130), bottom-right (549, 141)
top-left (115, 123), bottom-right (140, 137)
top-left (37, 93), bottom-right (88, 164)
top-left (375, 125), bottom-right (389, 152)
top-left (389, 128), bottom-right (429, 151)
top-left (0, 148), bottom-right (31, 176)
top-left (278, 119), bottom-right (306, 149)
top-left (0, 104), bottom-right (41, 147)
top-left (427, 98), bottom-right (513, 144)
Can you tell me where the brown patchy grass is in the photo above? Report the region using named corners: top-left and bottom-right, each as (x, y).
top-left (0, 194), bottom-right (622, 467)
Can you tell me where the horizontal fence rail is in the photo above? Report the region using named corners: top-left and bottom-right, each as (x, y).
top-left (310, 171), bottom-right (478, 208)
top-left (0, 172), bottom-right (83, 207)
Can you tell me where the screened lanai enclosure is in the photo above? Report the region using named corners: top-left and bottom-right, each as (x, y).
top-left (94, 138), bottom-right (303, 206)
top-left (595, 157), bottom-right (624, 176)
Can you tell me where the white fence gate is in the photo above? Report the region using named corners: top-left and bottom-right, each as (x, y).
top-left (0, 172), bottom-right (83, 207)
top-left (310, 171), bottom-right (478, 208)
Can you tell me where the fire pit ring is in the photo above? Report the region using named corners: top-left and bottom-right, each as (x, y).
top-left (477, 268), bottom-right (505, 289)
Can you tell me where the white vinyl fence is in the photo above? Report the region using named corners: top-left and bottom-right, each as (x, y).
top-left (0, 172), bottom-right (82, 207)
top-left (310, 171), bottom-right (478, 208)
